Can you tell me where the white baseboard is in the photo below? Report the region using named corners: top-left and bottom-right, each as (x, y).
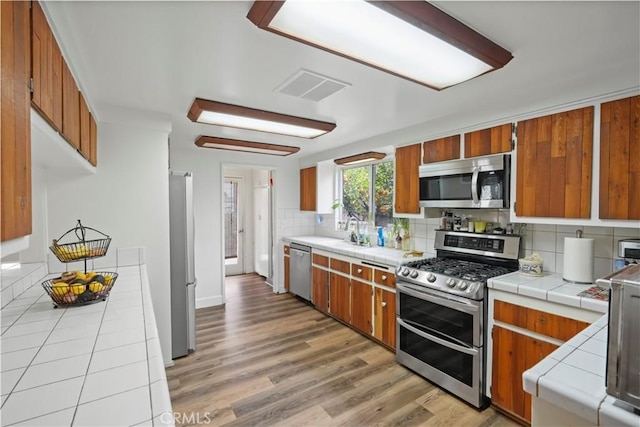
top-left (196, 295), bottom-right (223, 308)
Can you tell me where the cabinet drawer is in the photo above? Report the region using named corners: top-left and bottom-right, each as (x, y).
top-left (351, 264), bottom-right (372, 281)
top-left (284, 245), bottom-right (290, 255)
top-left (494, 300), bottom-right (590, 342)
top-left (330, 258), bottom-right (351, 275)
top-left (313, 253), bottom-right (329, 267)
top-left (374, 270), bottom-right (395, 288)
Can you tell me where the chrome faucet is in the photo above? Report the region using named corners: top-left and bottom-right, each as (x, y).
top-left (347, 216), bottom-right (363, 245)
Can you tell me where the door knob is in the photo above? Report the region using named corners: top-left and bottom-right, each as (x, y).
top-left (381, 301), bottom-right (387, 307)
top-left (382, 275), bottom-right (387, 280)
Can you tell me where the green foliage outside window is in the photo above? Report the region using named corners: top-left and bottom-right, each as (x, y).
top-left (340, 160), bottom-right (394, 227)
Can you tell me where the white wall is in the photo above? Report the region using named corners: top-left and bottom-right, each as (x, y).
top-left (45, 119), bottom-right (173, 364)
top-left (169, 146), bottom-right (300, 308)
top-left (20, 166), bottom-right (48, 264)
top-left (253, 169), bottom-right (270, 277)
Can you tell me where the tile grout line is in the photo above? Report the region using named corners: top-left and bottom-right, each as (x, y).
top-left (69, 265), bottom-right (117, 427)
top-left (139, 263), bottom-right (156, 427)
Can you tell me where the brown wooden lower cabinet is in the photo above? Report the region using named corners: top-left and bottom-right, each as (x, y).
top-left (491, 325), bottom-right (558, 423)
top-left (330, 273), bottom-right (350, 323)
top-left (284, 255), bottom-right (290, 292)
top-left (374, 287), bottom-right (396, 348)
top-left (350, 279), bottom-right (372, 334)
top-left (312, 266), bottom-right (329, 313)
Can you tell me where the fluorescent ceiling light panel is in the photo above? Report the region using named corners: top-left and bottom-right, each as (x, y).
top-left (188, 98), bottom-right (335, 138)
top-left (247, 1), bottom-right (513, 90)
top-left (195, 136), bottom-right (300, 156)
top-left (334, 151), bottom-right (386, 165)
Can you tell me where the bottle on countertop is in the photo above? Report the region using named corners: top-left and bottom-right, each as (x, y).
top-left (377, 226), bottom-right (384, 247)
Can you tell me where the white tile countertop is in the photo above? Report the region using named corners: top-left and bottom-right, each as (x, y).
top-left (487, 271), bottom-right (608, 313)
top-left (0, 262), bottom-right (173, 426)
top-left (523, 316), bottom-right (639, 426)
top-left (281, 235), bottom-right (427, 266)
top-left (489, 272), bottom-right (638, 425)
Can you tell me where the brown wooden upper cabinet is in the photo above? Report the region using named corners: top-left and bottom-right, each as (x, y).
top-left (515, 106), bottom-right (594, 218)
top-left (31, 1), bottom-right (63, 132)
top-left (299, 166), bottom-right (317, 211)
top-left (61, 59), bottom-right (81, 150)
top-left (1, 0), bottom-right (32, 242)
top-left (394, 144), bottom-right (421, 214)
top-left (423, 135), bottom-right (460, 163)
top-left (600, 95), bottom-right (640, 220)
top-left (89, 112), bottom-right (98, 166)
top-left (464, 123), bottom-right (512, 158)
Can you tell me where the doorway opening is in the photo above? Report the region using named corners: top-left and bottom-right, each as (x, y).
top-left (222, 167), bottom-right (275, 297)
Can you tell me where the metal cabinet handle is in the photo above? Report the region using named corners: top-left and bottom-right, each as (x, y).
top-left (382, 275), bottom-right (387, 280)
top-left (381, 301), bottom-right (387, 307)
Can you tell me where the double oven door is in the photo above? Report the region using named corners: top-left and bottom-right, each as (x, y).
top-left (396, 282), bottom-right (487, 408)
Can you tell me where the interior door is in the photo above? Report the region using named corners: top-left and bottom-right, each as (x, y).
top-left (224, 177), bottom-right (244, 276)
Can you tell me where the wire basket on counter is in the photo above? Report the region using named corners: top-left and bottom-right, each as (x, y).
top-left (49, 220), bottom-right (111, 268)
top-left (42, 271), bottom-right (118, 308)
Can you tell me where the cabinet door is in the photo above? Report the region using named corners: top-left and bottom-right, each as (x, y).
top-left (600, 95), bottom-right (640, 220)
top-left (284, 255), bottom-right (290, 292)
top-left (31, 0), bottom-right (63, 131)
top-left (1, 0), bottom-right (32, 242)
top-left (374, 287), bottom-right (396, 349)
top-left (62, 59), bottom-right (80, 149)
top-left (516, 106), bottom-right (593, 218)
top-left (350, 279), bottom-right (372, 335)
top-left (299, 166), bottom-right (317, 211)
top-left (394, 144), bottom-right (421, 214)
top-left (79, 94), bottom-right (91, 161)
top-left (312, 266), bottom-right (329, 313)
top-left (89, 112), bottom-right (98, 166)
top-left (423, 135), bottom-right (460, 163)
top-left (464, 123), bottom-right (512, 158)
top-left (329, 273), bottom-right (350, 323)
top-left (491, 326), bottom-right (557, 423)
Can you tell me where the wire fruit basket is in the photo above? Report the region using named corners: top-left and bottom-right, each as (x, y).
top-left (45, 220), bottom-right (116, 307)
top-left (49, 220), bottom-right (111, 265)
top-left (42, 272), bottom-right (118, 308)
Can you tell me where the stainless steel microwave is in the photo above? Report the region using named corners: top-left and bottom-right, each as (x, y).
top-left (604, 264), bottom-right (640, 412)
top-left (419, 154), bottom-right (510, 208)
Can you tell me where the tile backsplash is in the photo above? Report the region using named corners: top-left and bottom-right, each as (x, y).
top-left (314, 208), bottom-right (639, 280)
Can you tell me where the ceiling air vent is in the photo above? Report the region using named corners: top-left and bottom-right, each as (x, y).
top-left (275, 69), bottom-right (350, 102)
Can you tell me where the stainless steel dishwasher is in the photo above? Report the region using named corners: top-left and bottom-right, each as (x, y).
top-left (289, 242), bottom-right (311, 301)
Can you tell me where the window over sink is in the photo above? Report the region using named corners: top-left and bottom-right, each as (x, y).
top-left (336, 160), bottom-right (394, 229)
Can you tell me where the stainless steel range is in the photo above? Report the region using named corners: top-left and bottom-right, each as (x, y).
top-left (396, 230), bottom-right (521, 408)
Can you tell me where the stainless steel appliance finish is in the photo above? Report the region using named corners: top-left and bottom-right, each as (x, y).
top-left (605, 264), bottom-right (640, 413)
top-left (618, 239), bottom-right (640, 263)
top-left (396, 230), bottom-right (520, 408)
top-left (289, 242), bottom-right (311, 301)
top-left (169, 171), bottom-right (197, 359)
top-left (419, 154), bottom-right (511, 208)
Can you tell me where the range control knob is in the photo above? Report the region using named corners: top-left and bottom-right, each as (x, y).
top-left (410, 270), bottom-right (419, 279)
top-left (401, 267), bottom-right (410, 276)
top-left (446, 278), bottom-right (457, 288)
top-left (427, 273), bottom-right (437, 283)
top-left (458, 281), bottom-right (469, 290)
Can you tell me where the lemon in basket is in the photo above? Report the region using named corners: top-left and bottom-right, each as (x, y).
top-left (104, 274), bottom-right (114, 286)
top-left (51, 282), bottom-right (70, 297)
top-left (70, 283), bottom-right (86, 295)
top-left (88, 281), bottom-right (103, 293)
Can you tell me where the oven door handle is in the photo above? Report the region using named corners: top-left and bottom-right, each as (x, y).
top-left (397, 283), bottom-right (479, 316)
top-left (397, 318), bottom-right (477, 356)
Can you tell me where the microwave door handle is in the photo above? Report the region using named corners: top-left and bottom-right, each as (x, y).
top-left (471, 167), bottom-right (480, 204)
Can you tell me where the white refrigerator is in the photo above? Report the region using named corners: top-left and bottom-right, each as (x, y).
top-left (169, 171), bottom-right (197, 359)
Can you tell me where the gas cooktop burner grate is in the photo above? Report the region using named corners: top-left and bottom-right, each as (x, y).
top-left (404, 258), bottom-right (513, 282)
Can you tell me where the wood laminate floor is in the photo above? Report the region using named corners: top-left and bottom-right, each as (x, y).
top-left (167, 274), bottom-right (520, 427)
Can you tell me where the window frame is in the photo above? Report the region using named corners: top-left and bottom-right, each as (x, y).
top-left (335, 157), bottom-right (394, 230)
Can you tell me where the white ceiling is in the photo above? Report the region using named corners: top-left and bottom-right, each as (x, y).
top-left (44, 1), bottom-right (640, 159)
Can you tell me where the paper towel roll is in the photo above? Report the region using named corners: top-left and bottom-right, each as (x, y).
top-left (563, 237), bottom-right (594, 284)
